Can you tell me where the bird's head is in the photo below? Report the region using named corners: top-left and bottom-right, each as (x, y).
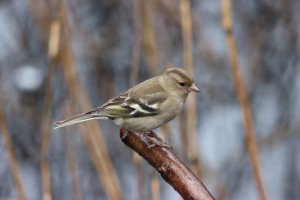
top-left (162, 68), bottom-right (200, 97)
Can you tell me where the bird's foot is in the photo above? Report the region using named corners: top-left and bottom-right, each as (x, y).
top-left (138, 132), bottom-right (171, 150)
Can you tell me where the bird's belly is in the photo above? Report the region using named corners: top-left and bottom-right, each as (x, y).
top-left (122, 117), bottom-right (170, 133)
top-left (122, 104), bottom-right (182, 133)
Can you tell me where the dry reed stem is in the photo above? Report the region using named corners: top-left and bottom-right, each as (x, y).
top-left (221, 1), bottom-right (267, 200)
top-left (61, 41), bottom-right (122, 200)
top-left (132, 152), bottom-right (144, 200)
top-left (140, 3), bottom-right (171, 197)
top-left (152, 0), bottom-right (181, 25)
top-left (151, 173), bottom-right (160, 200)
top-left (41, 17), bottom-right (61, 200)
top-left (27, 0), bottom-right (52, 39)
top-left (40, 162), bottom-right (51, 200)
top-left (178, 110), bottom-right (188, 159)
top-left (159, 124), bottom-right (171, 140)
top-left (57, 2), bottom-right (122, 199)
top-left (142, 0), bottom-right (172, 147)
top-left (180, 0), bottom-right (193, 72)
top-left (141, 0), bottom-right (160, 75)
top-left (130, 0), bottom-right (142, 85)
top-left (141, 2), bottom-right (175, 141)
top-left (48, 20), bottom-right (61, 58)
top-left (0, 98), bottom-right (26, 200)
top-left (63, 130), bottom-right (83, 200)
top-left (120, 128), bottom-right (215, 200)
top-left (76, 106), bottom-right (122, 200)
top-left (179, 0), bottom-right (201, 177)
top-left (62, 103), bottom-right (82, 200)
top-left (130, 2), bottom-right (146, 197)
top-left (28, 0), bottom-right (61, 198)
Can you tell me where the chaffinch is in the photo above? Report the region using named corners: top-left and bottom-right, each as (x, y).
top-left (53, 67), bottom-right (200, 132)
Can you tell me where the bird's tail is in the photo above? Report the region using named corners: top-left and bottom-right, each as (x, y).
top-left (53, 110), bottom-right (107, 129)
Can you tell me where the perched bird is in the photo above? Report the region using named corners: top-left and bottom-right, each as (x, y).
top-left (53, 67), bottom-right (200, 132)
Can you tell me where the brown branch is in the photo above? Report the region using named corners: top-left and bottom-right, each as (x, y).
top-left (221, 1), bottom-right (267, 200)
top-left (120, 128), bottom-right (215, 200)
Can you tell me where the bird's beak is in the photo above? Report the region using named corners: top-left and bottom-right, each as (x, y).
top-left (189, 84), bottom-right (200, 93)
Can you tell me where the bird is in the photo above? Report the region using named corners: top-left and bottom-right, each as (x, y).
top-left (53, 67), bottom-right (200, 133)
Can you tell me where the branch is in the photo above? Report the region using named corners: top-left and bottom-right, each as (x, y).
top-left (120, 128), bottom-right (215, 200)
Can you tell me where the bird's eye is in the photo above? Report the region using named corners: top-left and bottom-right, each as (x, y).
top-left (179, 82), bottom-right (185, 87)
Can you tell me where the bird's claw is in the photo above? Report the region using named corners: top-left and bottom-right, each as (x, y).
top-left (138, 132), bottom-right (171, 150)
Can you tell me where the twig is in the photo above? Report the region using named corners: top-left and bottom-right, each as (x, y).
top-left (120, 128), bottom-right (215, 200)
top-left (0, 98), bottom-right (26, 200)
top-left (221, 1), bottom-right (267, 200)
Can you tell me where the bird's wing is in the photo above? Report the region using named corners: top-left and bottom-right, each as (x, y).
top-left (99, 90), bottom-right (168, 118)
top-left (84, 77), bottom-right (168, 119)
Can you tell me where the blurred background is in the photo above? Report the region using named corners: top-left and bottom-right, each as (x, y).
top-left (0, 0), bottom-right (299, 200)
